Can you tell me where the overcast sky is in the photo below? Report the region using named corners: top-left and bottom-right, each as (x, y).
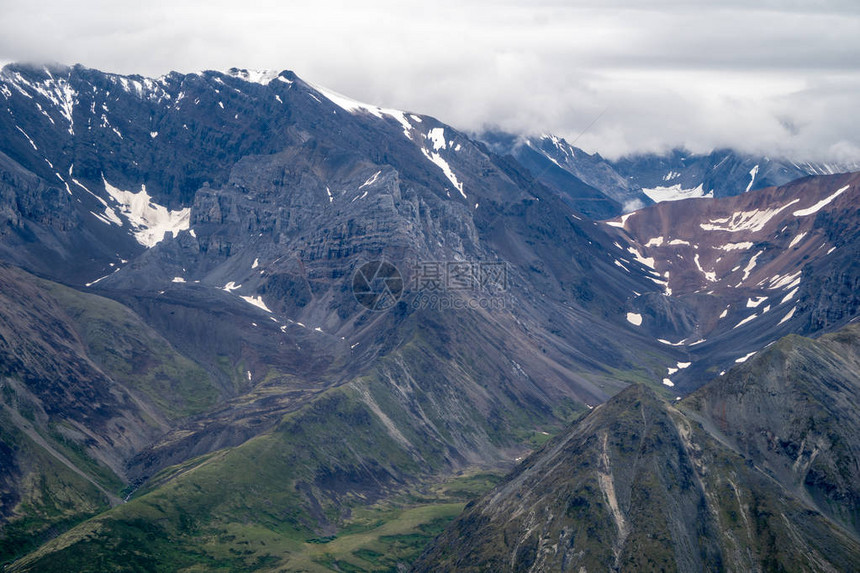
top-left (2, 0), bottom-right (859, 160)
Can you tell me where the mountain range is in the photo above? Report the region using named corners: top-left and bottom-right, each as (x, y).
top-left (483, 132), bottom-right (860, 218)
top-left (0, 62), bottom-right (858, 571)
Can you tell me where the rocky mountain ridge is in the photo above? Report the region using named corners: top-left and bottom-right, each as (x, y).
top-left (484, 132), bottom-right (860, 217)
top-left (415, 321), bottom-right (860, 572)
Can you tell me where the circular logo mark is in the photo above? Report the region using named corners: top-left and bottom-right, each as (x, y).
top-left (352, 261), bottom-right (403, 311)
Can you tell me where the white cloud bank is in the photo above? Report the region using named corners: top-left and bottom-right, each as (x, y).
top-left (1, 0), bottom-right (859, 160)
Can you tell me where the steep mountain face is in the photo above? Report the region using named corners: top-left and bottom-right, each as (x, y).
top-left (0, 63), bottom-right (687, 569)
top-left (602, 172), bottom-right (860, 390)
top-left (415, 322), bottom-right (860, 572)
top-left (484, 132), bottom-right (860, 215)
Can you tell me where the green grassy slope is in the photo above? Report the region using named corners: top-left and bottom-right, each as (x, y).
top-left (0, 265), bottom-right (222, 565)
top-left (7, 305), bottom-right (590, 571)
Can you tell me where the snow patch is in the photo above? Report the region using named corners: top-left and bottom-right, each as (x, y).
top-left (701, 200), bottom-right (799, 233)
top-left (694, 253), bottom-right (717, 282)
top-left (733, 314), bottom-right (758, 329)
top-left (642, 183), bottom-right (711, 203)
top-left (426, 127), bottom-right (447, 150)
top-left (360, 170), bottom-right (382, 189)
top-left (240, 295), bottom-right (272, 313)
top-left (627, 248), bottom-right (656, 270)
top-left (716, 242), bottom-right (754, 251)
top-left (225, 68), bottom-right (281, 85)
top-left (740, 251), bottom-right (762, 282)
top-left (735, 351), bottom-right (756, 363)
top-left (778, 306), bottom-right (796, 324)
top-left (606, 212), bottom-right (636, 230)
top-left (312, 82), bottom-right (413, 138)
top-left (15, 126), bottom-right (37, 150)
top-left (55, 173), bottom-right (71, 195)
top-left (29, 74), bottom-right (77, 134)
top-left (647, 274), bottom-right (672, 296)
top-left (792, 185), bottom-right (850, 217)
top-left (746, 165), bottom-right (759, 192)
top-left (421, 148), bottom-right (466, 198)
top-left (100, 206), bottom-right (123, 225)
top-left (746, 296), bottom-right (768, 308)
top-left (781, 287), bottom-right (799, 304)
top-left (626, 312), bottom-right (643, 326)
top-left (85, 271), bottom-right (116, 287)
top-left (788, 232), bottom-right (807, 248)
top-left (89, 211), bottom-right (114, 225)
top-left (103, 178), bottom-right (190, 247)
top-left (769, 270), bottom-right (801, 290)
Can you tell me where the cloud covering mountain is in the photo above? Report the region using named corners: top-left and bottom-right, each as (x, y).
top-left (1, 0), bottom-right (859, 160)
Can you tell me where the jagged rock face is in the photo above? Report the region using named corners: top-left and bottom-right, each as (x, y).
top-left (0, 151), bottom-right (73, 230)
top-left (0, 63), bottom-right (656, 311)
top-left (0, 60), bottom-right (671, 358)
top-left (415, 325), bottom-right (860, 572)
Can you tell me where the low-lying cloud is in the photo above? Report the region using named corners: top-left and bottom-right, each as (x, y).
top-left (2, 0), bottom-right (858, 160)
